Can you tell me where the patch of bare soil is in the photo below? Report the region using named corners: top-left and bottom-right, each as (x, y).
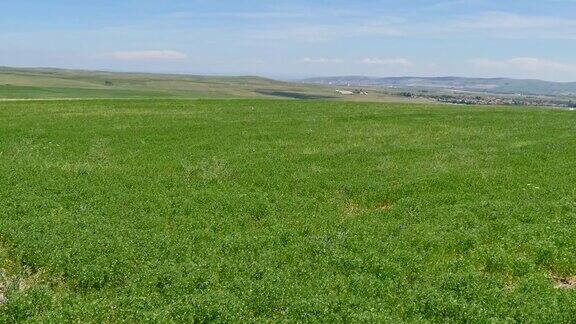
top-left (0, 269), bottom-right (7, 305)
top-left (0, 267), bottom-right (52, 306)
top-left (344, 202), bottom-right (363, 216)
top-left (550, 274), bottom-right (576, 289)
top-left (375, 201), bottom-right (392, 210)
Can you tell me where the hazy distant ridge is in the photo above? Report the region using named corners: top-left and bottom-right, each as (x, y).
top-left (302, 76), bottom-right (576, 96)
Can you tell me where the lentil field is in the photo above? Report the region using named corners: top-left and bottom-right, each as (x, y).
top-left (1, 99), bottom-right (575, 322)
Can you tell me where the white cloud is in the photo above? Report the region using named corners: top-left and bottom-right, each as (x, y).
top-left (359, 58), bottom-right (413, 67)
top-left (423, 12), bottom-right (576, 40)
top-left (108, 50), bottom-right (187, 61)
top-left (470, 57), bottom-right (576, 71)
top-left (250, 26), bottom-right (334, 43)
top-left (454, 12), bottom-right (576, 30)
top-left (169, 11), bottom-right (309, 19)
top-left (246, 11), bottom-right (575, 44)
top-left (302, 57), bottom-right (343, 64)
top-left (469, 57), bottom-right (576, 81)
top-left (427, 0), bottom-right (485, 10)
top-left (248, 21), bottom-right (403, 43)
top-left (510, 58), bottom-right (574, 71)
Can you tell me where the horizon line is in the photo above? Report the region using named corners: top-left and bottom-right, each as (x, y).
top-left (2, 65), bottom-right (575, 84)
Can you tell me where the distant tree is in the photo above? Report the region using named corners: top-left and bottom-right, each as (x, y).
top-left (104, 80), bottom-right (113, 86)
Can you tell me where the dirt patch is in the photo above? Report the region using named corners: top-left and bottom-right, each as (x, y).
top-left (375, 201), bottom-right (392, 210)
top-left (0, 268), bottom-right (8, 305)
top-left (503, 281), bottom-right (516, 293)
top-left (0, 261), bottom-right (57, 307)
top-left (550, 274), bottom-right (576, 289)
top-left (0, 266), bottom-right (54, 307)
top-left (344, 202), bottom-right (363, 216)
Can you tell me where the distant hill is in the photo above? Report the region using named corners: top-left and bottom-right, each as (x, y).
top-left (0, 67), bottom-right (342, 100)
top-left (6, 67), bottom-right (573, 104)
top-left (302, 76), bottom-right (576, 96)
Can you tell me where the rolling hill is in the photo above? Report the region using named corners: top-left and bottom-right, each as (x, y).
top-left (0, 67), bottom-right (401, 101)
top-left (0, 66), bottom-right (336, 100)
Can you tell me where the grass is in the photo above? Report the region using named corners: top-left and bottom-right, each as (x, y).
top-left (0, 85), bottom-right (177, 99)
top-left (0, 99), bottom-right (575, 322)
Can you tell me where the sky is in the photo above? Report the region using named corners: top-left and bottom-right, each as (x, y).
top-left (1, 0), bottom-right (576, 81)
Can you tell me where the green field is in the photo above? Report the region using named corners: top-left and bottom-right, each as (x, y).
top-left (1, 99), bottom-right (576, 322)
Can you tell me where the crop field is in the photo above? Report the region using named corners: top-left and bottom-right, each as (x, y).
top-left (1, 99), bottom-right (576, 322)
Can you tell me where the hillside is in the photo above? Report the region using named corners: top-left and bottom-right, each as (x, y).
top-left (303, 76), bottom-right (576, 96)
top-left (3, 67), bottom-right (574, 107)
top-left (0, 67), bottom-right (399, 101)
top-left (0, 67), bottom-right (335, 100)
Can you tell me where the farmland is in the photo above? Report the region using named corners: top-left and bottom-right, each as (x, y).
top-left (1, 99), bottom-right (576, 322)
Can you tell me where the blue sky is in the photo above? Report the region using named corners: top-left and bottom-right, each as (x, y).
top-left (1, 0), bottom-right (576, 81)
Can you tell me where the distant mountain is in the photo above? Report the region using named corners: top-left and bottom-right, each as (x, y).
top-left (302, 76), bottom-right (576, 96)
